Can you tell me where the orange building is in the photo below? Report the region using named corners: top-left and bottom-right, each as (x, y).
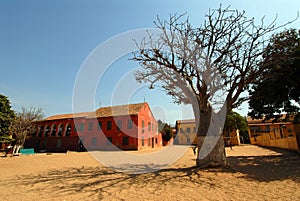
top-left (247, 117), bottom-right (300, 151)
top-left (25, 102), bottom-right (163, 152)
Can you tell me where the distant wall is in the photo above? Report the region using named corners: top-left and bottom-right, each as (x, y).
top-left (248, 122), bottom-right (299, 151)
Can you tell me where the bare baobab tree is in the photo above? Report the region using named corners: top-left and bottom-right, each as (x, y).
top-left (131, 5), bottom-right (297, 168)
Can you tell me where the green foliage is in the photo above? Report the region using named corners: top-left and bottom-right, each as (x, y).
top-left (157, 120), bottom-right (174, 142)
top-left (0, 94), bottom-right (15, 136)
top-left (224, 111), bottom-right (248, 140)
top-left (0, 93), bottom-right (45, 146)
top-left (249, 29), bottom-right (300, 120)
top-left (0, 135), bottom-right (14, 143)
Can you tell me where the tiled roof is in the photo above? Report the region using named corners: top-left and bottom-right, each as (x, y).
top-left (176, 119), bottom-right (195, 124)
top-left (92, 102), bottom-right (146, 118)
top-left (44, 102), bottom-right (147, 121)
top-left (44, 112), bottom-right (94, 121)
top-left (247, 114), bottom-right (294, 124)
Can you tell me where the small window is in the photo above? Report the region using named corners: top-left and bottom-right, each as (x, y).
top-left (106, 137), bottom-right (113, 145)
top-left (117, 120), bottom-right (122, 130)
top-left (107, 121), bottom-right (112, 130)
top-left (142, 120), bottom-right (145, 133)
top-left (148, 122), bottom-right (151, 131)
top-left (98, 121), bottom-right (102, 130)
top-left (187, 137), bottom-right (191, 144)
top-left (186, 127), bottom-right (191, 134)
top-left (91, 137), bottom-right (97, 146)
top-left (127, 119), bottom-right (133, 129)
top-left (88, 122), bottom-right (93, 131)
top-left (57, 139), bottom-right (62, 148)
top-left (122, 136), bottom-right (129, 145)
top-left (79, 123), bottom-right (85, 132)
top-left (180, 128), bottom-right (183, 133)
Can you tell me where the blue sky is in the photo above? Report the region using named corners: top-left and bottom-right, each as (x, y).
top-left (0, 0), bottom-right (299, 124)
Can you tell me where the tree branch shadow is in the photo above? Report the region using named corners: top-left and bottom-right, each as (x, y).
top-left (9, 147), bottom-right (300, 199)
top-left (10, 163), bottom-right (206, 199)
top-left (224, 147), bottom-right (300, 182)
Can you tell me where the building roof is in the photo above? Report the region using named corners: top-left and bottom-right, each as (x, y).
top-left (44, 112), bottom-right (94, 121)
top-left (247, 114), bottom-right (295, 125)
top-left (176, 119), bottom-right (196, 124)
top-left (91, 102), bottom-right (146, 118)
top-left (43, 102), bottom-right (147, 121)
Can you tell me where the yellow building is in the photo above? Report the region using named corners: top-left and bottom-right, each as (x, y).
top-left (247, 117), bottom-right (300, 151)
top-left (224, 129), bottom-right (241, 146)
top-left (175, 119), bottom-right (197, 145)
top-left (174, 119), bottom-right (240, 146)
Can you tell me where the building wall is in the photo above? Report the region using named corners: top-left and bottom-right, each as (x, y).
top-left (224, 130), bottom-right (241, 146)
top-left (25, 104), bottom-right (163, 152)
top-left (175, 120), bottom-right (240, 146)
top-left (137, 104), bottom-right (162, 149)
top-left (25, 118), bottom-right (81, 152)
top-left (175, 122), bottom-right (197, 145)
top-left (81, 115), bottom-right (139, 150)
top-left (248, 123), bottom-right (299, 151)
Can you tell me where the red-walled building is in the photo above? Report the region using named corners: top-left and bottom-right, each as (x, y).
top-left (25, 102), bottom-right (163, 152)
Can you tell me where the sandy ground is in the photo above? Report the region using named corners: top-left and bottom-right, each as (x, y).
top-left (0, 145), bottom-right (299, 201)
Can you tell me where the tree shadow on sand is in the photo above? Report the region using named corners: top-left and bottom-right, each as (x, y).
top-left (10, 147), bottom-right (300, 199)
top-left (225, 147), bottom-right (300, 182)
top-left (11, 164), bottom-right (205, 199)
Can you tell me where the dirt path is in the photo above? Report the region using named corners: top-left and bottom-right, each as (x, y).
top-left (0, 145), bottom-right (299, 200)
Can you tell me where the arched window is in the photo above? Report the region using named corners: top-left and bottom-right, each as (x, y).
top-left (44, 125), bottom-right (50, 137)
top-left (51, 124), bottom-right (57, 136)
top-left (65, 123), bottom-right (72, 136)
top-left (38, 126), bottom-right (44, 137)
top-left (58, 124), bottom-right (64, 137)
top-left (31, 127), bottom-right (38, 137)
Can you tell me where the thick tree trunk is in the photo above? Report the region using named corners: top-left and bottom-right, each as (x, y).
top-left (193, 103), bottom-right (227, 168)
top-left (196, 136), bottom-right (226, 168)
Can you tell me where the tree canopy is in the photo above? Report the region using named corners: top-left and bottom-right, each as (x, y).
top-left (224, 111), bottom-right (248, 141)
top-left (157, 120), bottom-right (174, 142)
top-left (248, 29), bottom-right (300, 120)
top-left (0, 94), bottom-right (15, 136)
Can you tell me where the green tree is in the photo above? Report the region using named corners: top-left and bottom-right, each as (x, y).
top-left (224, 111), bottom-right (248, 143)
top-left (132, 6), bottom-right (295, 168)
top-left (162, 125), bottom-right (174, 142)
top-left (0, 94), bottom-right (15, 137)
top-left (249, 29), bottom-right (300, 120)
top-left (157, 120), bottom-right (174, 141)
